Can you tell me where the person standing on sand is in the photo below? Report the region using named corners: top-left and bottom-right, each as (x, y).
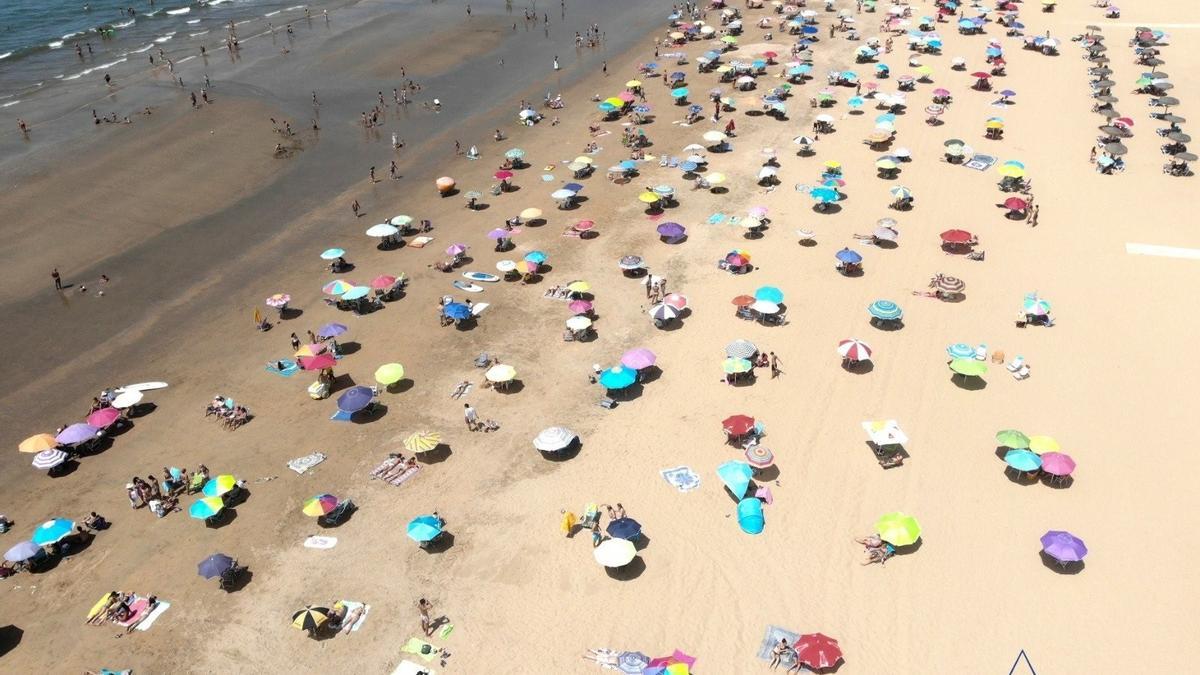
top-left (369, 166), bottom-right (376, 182)
top-left (602, 60), bottom-right (607, 75)
top-left (463, 403), bottom-right (478, 431)
top-left (770, 352), bottom-right (782, 378)
top-left (290, 333), bottom-right (301, 352)
top-left (351, 200), bottom-right (360, 217)
top-left (52, 268), bottom-right (62, 290)
top-left (554, 55), bottom-right (560, 71)
top-left (1028, 205), bottom-right (1039, 227)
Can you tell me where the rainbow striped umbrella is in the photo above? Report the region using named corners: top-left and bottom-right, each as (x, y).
top-left (302, 494), bottom-right (339, 517)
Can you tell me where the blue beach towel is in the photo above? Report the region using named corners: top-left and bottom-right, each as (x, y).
top-left (267, 359), bottom-right (300, 377)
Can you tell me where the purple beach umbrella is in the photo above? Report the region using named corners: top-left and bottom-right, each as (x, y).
top-left (1000, 89), bottom-right (1016, 97)
top-left (657, 222), bottom-right (686, 238)
top-left (621, 348), bottom-right (657, 370)
top-left (1041, 531), bottom-right (1088, 564)
top-left (56, 423), bottom-right (100, 446)
top-left (487, 229), bottom-right (511, 240)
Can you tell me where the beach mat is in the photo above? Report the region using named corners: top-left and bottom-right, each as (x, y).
top-left (409, 236), bottom-right (434, 248)
top-left (114, 597), bottom-right (150, 628)
top-left (661, 466), bottom-right (700, 492)
top-left (135, 600), bottom-right (170, 631)
top-left (266, 360), bottom-right (300, 377)
top-left (401, 637), bottom-right (440, 662)
top-left (392, 661), bottom-right (435, 675)
top-left (287, 452), bottom-right (327, 474)
top-left (965, 154), bottom-right (996, 171)
top-left (385, 465), bottom-right (420, 487)
top-left (707, 213), bottom-right (726, 225)
top-left (87, 592), bottom-right (117, 620)
top-left (756, 625), bottom-right (801, 661)
top-left (304, 535), bottom-right (338, 550)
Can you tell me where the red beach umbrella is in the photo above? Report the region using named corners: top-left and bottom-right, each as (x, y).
top-left (970, 71), bottom-right (991, 79)
top-left (299, 353), bottom-right (337, 371)
top-left (722, 415), bottom-right (756, 436)
top-left (940, 229), bottom-right (974, 244)
top-left (494, 170), bottom-right (514, 180)
top-left (731, 295), bottom-right (756, 307)
top-left (794, 633), bottom-right (844, 670)
top-left (370, 275), bottom-right (398, 289)
top-left (664, 293), bottom-right (688, 310)
top-left (574, 219), bottom-right (596, 231)
top-left (1003, 197), bottom-right (1028, 210)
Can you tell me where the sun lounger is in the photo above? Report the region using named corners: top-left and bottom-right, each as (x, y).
top-left (598, 397), bottom-right (617, 409)
top-left (1006, 356), bottom-right (1025, 372)
top-left (1012, 365), bottom-right (1030, 380)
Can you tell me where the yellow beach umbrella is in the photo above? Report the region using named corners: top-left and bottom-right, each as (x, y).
top-left (716, 65), bottom-right (734, 74)
top-left (638, 192), bottom-right (661, 203)
top-left (1028, 435), bottom-right (1061, 453)
top-left (706, 172), bottom-right (727, 184)
top-left (572, 156), bottom-right (595, 165)
top-left (485, 364), bottom-right (517, 383)
top-left (567, 280), bottom-right (591, 293)
top-left (625, 79), bottom-right (642, 88)
top-left (876, 158), bottom-right (898, 170)
top-left (915, 64), bottom-right (933, 76)
top-left (403, 431), bottom-right (442, 453)
top-left (19, 433), bottom-right (58, 453)
top-left (824, 160), bottom-right (842, 169)
top-left (374, 363), bottom-right (406, 385)
top-left (986, 119), bottom-right (1005, 129)
top-left (997, 164), bottom-right (1025, 178)
top-left (520, 207), bottom-right (543, 220)
top-left (294, 344), bottom-right (326, 358)
top-left (603, 97), bottom-right (624, 108)
top-left (876, 512), bottom-right (922, 546)
top-left (702, 130), bottom-right (727, 143)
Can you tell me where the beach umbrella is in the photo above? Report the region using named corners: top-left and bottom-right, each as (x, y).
top-left (56, 423), bottom-right (99, 446)
top-left (365, 223), bottom-right (399, 238)
top-left (621, 348), bottom-right (657, 370)
top-left (302, 494), bottom-right (339, 517)
top-left (337, 386), bottom-right (375, 413)
top-left (873, 226), bottom-right (898, 242)
top-left (31, 448), bottom-right (68, 470)
top-left (618, 652), bottom-right (651, 674)
top-left (1023, 295), bottom-right (1051, 315)
top-left (389, 215), bottom-right (413, 227)
top-left (745, 445), bottom-right (774, 469)
top-left (19, 433), bottom-right (58, 454)
top-left (949, 358), bottom-right (987, 377)
top-left (1028, 435), bottom-right (1060, 453)
top-left (341, 286), bottom-right (370, 300)
top-left (292, 607), bottom-right (330, 632)
top-left (889, 186), bottom-right (912, 199)
top-left (299, 353), bottom-right (336, 371)
top-left (504, 148), bottom-right (525, 160)
top-left (594, 538), bottom-right (637, 567)
top-left (445, 243), bottom-right (469, 257)
top-left (265, 293), bottom-right (291, 308)
top-left (322, 279), bottom-right (354, 295)
top-left (943, 343), bottom-right (974, 361)
top-left (599, 366), bottom-right (638, 390)
top-left (649, 303), bottom-right (679, 321)
top-left (533, 427), bottom-right (577, 452)
top-left (1041, 531), bottom-right (1088, 564)
top-left (1004, 197), bottom-right (1028, 211)
top-left (4, 541), bottom-right (42, 563)
top-left (706, 172), bottom-right (727, 185)
top-left (940, 229), bottom-right (973, 244)
top-left (317, 323), bottom-right (349, 338)
top-left (368, 274), bottom-right (399, 290)
top-left (443, 303), bottom-right (472, 320)
top-left (723, 358), bottom-right (754, 374)
top-left (793, 634), bottom-right (844, 671)
top-left (189, 496), bottom-right (225, 520)
top-left (1004, 449), bottom-right (1042, 472)
top-left (566, 280), bottom-right (591, 294)
top-left (519, 208), bottom-right (544, 222)
top-left (374, 363), bottom-right (405, 385)
top-left (407, 515), bottom-right (443, 543)
top-left (996, 429), bottom-right (1031, 449)
top-left (933, 275), bottom-right (966, 293)
top-left (607, 517), bottom-right (642, 540)
top-left (202, 474), bottom-right (237, 497)
top-left (876, 512), bottom-right (921, 546)
top-left (295, 342), bottom-right (327, 358)
top-left (197, 553), bottom-right (235, 580)
top-left (723, 415), bottom-right (756, 436)
top-left (867, 299), bottom-right (901, 321)
top-left (485, 364), bottom-right (517, 383)
top-left (664, 293), bottom-right (688, 310)
top-left (726, 339), bottom-right (758, 359)
top-left (568, 300), bottom-right (593, 314)
top-left (836, 248), bottom-right (863, 265)
top-left (750, 300), bottom-right (780, 314)
top-left (403, 431), bottom-right (442, 454)
top-left (737, 498), bottom-right (765, 535)
top-left (875, 158), bottom-right (899, 170)
top-left (551, 189), bottom-right (577, 201)
top-left (717, 461), bottom-right (754, 499)
top-left (31, 518), bottom-right (74, 546)
top-left (639, 192), bottom-right (662, 204)
top-left (494, 170), bottom-right (515, 182)
top-left (702, 130), bottom-right (727, 143)
top-left (625, 79), bottom-right (642, 88)
top-left (85, 407), bottom-right (121, 429)
top-left (574, 220), bottom-right (596, 232)
top-left (671, 87), bottom-right (689, 99)
top-left (838, 339), bottom-right (873, 361)
top-left (754, 286), bottom-right (784, 303)
top-left (320, 248), bottom-right (345, 260)
top-left (1040, 452), bottom-right (1077, 477)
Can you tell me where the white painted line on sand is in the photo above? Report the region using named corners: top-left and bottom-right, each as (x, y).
top-left (1126, 243), bottom-right (1200, 259)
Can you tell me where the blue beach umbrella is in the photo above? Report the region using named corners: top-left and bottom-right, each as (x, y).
top-left (1004, 449), bottom-right (1042, 472)
top-left (524, 250), bottom-right (548, 264)
top-left (752, 60), bottom-right (767, 70)
top-left (787, 66), bottom-right (806, 77)
top-left (619, 160), bottom-right (638, 171)
top-left (688, 104), bottom-right (703, 114)
top-left (342, 286), bottom-right (370, 300)
top-left (680, 161), bottom-right (699, 172)
top-left (737, 498), bottom-right (765, 534)
top-left (598, 101), bottom-right (617, 113)
top-left (802, 25), bottom-right (819, 34)
top-left (947, 343), bottom-right (975, 359)
top-left (755, 286), bottom-right (784, 303)
top-left (606, 517), bottom-right (643, 540)
top-left (443, 302), bottom-right (471, 320)
top-left (189, 497), bottom-right (224, 520)
top-left (848, 96), bottom-right (865, 108)
top-left (717, 461), bottom-right (753, 499)
top-left (31, 519), bottom-right (75, 546)
top-left (868, 299), bottom-right (902, 320)
top-left (876, 113), bottom-right (896, 124)
top-left (407, 515), bottom-right (443, 543)
top-left (811, 187), bottom-right (839, 203)
top-left (704, 51), bottom-right (720, 61)
top-left (670, 71), bottom-right (686, 81)
top-left (633, 104), bottom-right (651, 113)
top-left (836, 248), bottom-right (864, 264)
top-left (841, 70), bottom-right (859, 81)
top-left (598, 365), bottom-right (638, 390)
top-left (320, 248), bottom-right (345, 260)
top-left (337, 386), bottom-right (375, 413)
top-left (197, 553), bottom-right (235, 580)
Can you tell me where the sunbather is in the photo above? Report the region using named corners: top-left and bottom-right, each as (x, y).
top-left (87, 592), bottom-right (123, 625)
top-left (770, 638), bottom-right (790, 669)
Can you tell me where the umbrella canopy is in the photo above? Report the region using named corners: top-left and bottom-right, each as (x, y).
top-left (949, 358), bottom-right (987, 377)
top-left (202, 474), bottom-right (238, 497)
top-left (19, 433), bottom-right (58, 453)
top-left (341, 286), bottom-right (371, 300)
top-left (723, 358), bottom-right (754, 374)
top-left (403, 431), bottom-right (442, 454)
top-left (723, 414), bottom-right (756, 436)
top-left (838, 339), bottom-right (873, 361)
top-left (302, 494), bottom-right (340, 517)
top-left (56, 423), bottom-right (99, 446)
top-left (599, 366), bottom-right (638, 390)
top-left (1029, 435), bottom-right (1061, 453)
top-left (519, 207), bottom-right (544, 221)
top-left (751, 300), bottom-right (780, 314)
top-left (407, 515), bottom-right (443, 543)
top-left (1023, 295), bottom-right (1052, 315)
top-left (4, 541), bottom-right (42, 563)
top-left (567, 280), bottom-right (591, 293)
top-left (836, 248), bottom-right (863, 264)
top-left (320, 248), bottom-right (345, 260)
top-left (657, 222), bottom-right (686, 238)
top-left (32, 448), bottom-right (68, 470)
top-left (868, 300), bottom-right (902, 321)
top-left (702, 130), bottom-right (728, 143)
top-left (1040, 452), bottom-right (1077, 477)
top-left (933, 275), bottom-right (966, 293)
top-left (87, 407), bottom-right (122, 429)
top-left (443, 303), bottom-right (472, 320)
top-left (649, 303), bottom-right (680, 321)
top-left (317, 322), bottom-right (349, 338)
top-left (322, 279), bottom-right (355, 296)
top-left (717, 460), bottom-right (754, 499)
top-left (794, 634), bottom-right (844, 671)
top-left (189, 496), bottom-right (225, 520)
top-left (265, 293), bottom-right (291, 308)
top-left (944, 343), bottom-right (975, 360)
top-left (737, 497), bottom-right (765, 535)
top-left (754, 286), bottom-right (784, 303)
top-left (485, 364), bottom-right (518, 383)
top-left (875, 512), bottom-right (921, 546)
top-left (374, 363), bottom-right (406, 385)
top-left (504, 148), bottom-right (526, 160)
top-left (568, 300), bottom-right (593, 314)
top-left (940, 229), bottom-right (974, 244)
top-left (1004, 449), bottom-right (1042, 472)
top-left (621, 348), bottom-right (657, 370)
top-left (365, 223), bottom-right (399, 238)
top-left (995, 429), bottom-right (1031, 449)
top-left (617, 652), bottom-right (651, 674)
top-left (533, 426), bottom-right (577, 452)
top-left (31, 518), bottom-right (75, 545)
top-left (594, 538), bottom-right (637, 567)
top-left (299, 353), bottom-right (336, 371)
top-left (390, 215), bottom-right (413, 226)
top-left (664, 293), bottom-right (688, 310)
top-left (1041, 531), bottom-right (1088, 563)
top-left (337, 386), bottom-right (375, 413)
top-left (607, 517), bottom-right (643, 540)
top-left (618, 255), bottom-right (645, 270)
top-left (197, 553), bottom-right (235, 579)
top-left (292, 607), bottom-right (330, 632)
top-left (726, 339), bottom-right (758, 359)
top-left (745, 445), bottom-right (775, 468)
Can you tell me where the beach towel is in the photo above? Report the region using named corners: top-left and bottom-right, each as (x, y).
top-left (408, 236), bottom-right (434, 248)
top-left (334, 601), bottom-right (371, 633)
top-left (287, 452), bottom-right (327, 474)
top-left (707, 213), bottom-right (726, 225)
top-left (756, 625), bottom-right (801, 662)
top-left (115, 598), bottom-right (150, 627)
top-left (543, 165), bottom-right (556, 171)
top-left (304, 535), bottom-right (338, 550)
top-left (541, 174), bottom-right (555, 182)
top-left (87, 592), bottom-right (117, 620)
top-left (660, 466), bottom-right (701, 492)
top-left (330, 409), bottom-right (353, 422)
top-left (965, 154), bottom-right (996, 171)
top-left (134, 600), bottom-right (170, 631)
top-left (267, 360), bottom-right (300, 377)
top-left (392, 661), bottom-right (435, 675)
top-left (438, 623), bottom-right (454, 639)
top-left (383, 465), bottom-right (421, 487)
top-left (401, 637), bottom-right (440, 662)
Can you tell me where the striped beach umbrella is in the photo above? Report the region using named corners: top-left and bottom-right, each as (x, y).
top-left (1023, 295), bottom-right (1051, 315)
top-left (933, 275), bottom-right (966, 293)
top-left (794, 634), bottom-right (844, 671)
top-left (322, 280), bottom-right (355, 296)
top-left (31, 448), bottom-right (68, 470)
top-left (726, 339), bottom-right (758, 359)
top-left (745, 445), bottom-right (775, 468)
top-left (837, 339), bottom-right (873, 361)
top-left (947, 343), bottom-right (975, 360)
top-left (403, 431), bottom-right (442, 454)
top-left (189, 496), bottom-right (225, 520)
top-left (265, 293), bottom-right (291, 308)
top-left (302, 494), bottom-right (339, 517)
top-left (202, 475), bottom-right (238, 497)
top-left (649, 303), bottom-right (679, 321)
top-left (292, 607), bottom-right (330, 632)
top-left (868, 300), bottom-right (903, 321)
top-left (533, 427), bottom-right (577, 452)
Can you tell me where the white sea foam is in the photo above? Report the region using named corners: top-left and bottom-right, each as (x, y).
top-left (63, 57), bottom-right (127, 81)
top-left (187, 19), bottom-right (201, 24)
top-left (48, 40), bottom-right (64, 49)
top-left (114, 19), bottom-right (135, 28)
top-left (63, 31), bottom-right (84, 40)
top-left (1, 100), bottom-right (20, 108)
top-left (286, 5), bottom-right (306, 11)
top-left (264, 10), bottom-right (281, 16)
top-left (155, 33), bottom-right (176, 43)
top-left (167, 7), bottom-right (191, 15)
top-left (130, 43), bottom-right (154, 53)
top-left (0, 52), bottom-right (12, 61)
top-left (189, 30), bottom-right (210, 37)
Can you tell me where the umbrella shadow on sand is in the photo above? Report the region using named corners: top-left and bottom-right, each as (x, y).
top-left (352, 404), bottom-right (388, 424)
top-left (221, 568), bottom-right (254, 593)
top-left (540, 439), bottom-right (582, 462)
top-left (605, 556), bottom-right (646, 581)
top-left (491, 380), bottom-right (525, 395)
top-left (0, 626), bottom-right (22, 658)
top-left (637, 366), bottom-right (663, 384)
top-left (206, 508), bottom-right (239, 529)
top-left (416, 444), bottom-right (453, 464)
top-left (384, 379), bottom-right (415, 394)
top-left (842, 360), bottom-right (874, 374)
top-left (1040, 551), bottom-right (1085, 575)
top-left (951, 374), bottom-right (987, 391)
top-left (633, 534), bottom-right (652, 552)
top-left (422, 532), bottom-right (456, 554)
top-left (337, 341), bottom-right (362, 355)
top-left (280, 307), bottom-right (305, 321)
top-left (1039, 474), bottom-right (1074, 490)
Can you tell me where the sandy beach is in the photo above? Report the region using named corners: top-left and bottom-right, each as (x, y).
top-left (1, 0), bottom-right (1198, 672)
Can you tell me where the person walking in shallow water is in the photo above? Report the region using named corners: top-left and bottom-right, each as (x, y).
top-left (52, 268), bottom-right (62, 290)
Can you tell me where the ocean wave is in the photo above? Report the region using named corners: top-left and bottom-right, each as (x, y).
top-left (206, 0), bottom-right (233, 4)
top-left (48, 40), bottom-right (64, 49)
top-left (286, 5), bottom-right (306, 11)
top-left (0, 52), bottom-right (12, 61)
top-left (63, 31), bottom-right (85, 40)
top-left (130, 43), bottom-right (155, 53)
top-left (114, 19), bottom-right (135, 29)
top-left (189, 30), bottom-right (210, 37)
top-left (155, 33), bottom-right (177, 43)
top-left (63, 57), bottom-right (127, 81)
top-left (167, 7), bottom-right (192, 15)
top-left (187, 19), bottom-right (201, 24)
top-left (1, 100), bottom-right (20, 108)
top-left (264, 10), bottom-right (281, 16)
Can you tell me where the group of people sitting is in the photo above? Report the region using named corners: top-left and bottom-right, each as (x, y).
top-left (856, 534), bottom-right (896, 565)
top-left (86, 591), bottom-right (160, 633)
top-left (205, 396), bottom-right (251, 429)
top-left (128, 465), bottom-right (209, 517)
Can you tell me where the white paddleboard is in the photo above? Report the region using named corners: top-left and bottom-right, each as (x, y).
top-left (117, 381), bottom-right (169, 392)
top-left (453, 280), bottom-right (484, 293)
top-left (463, 271), bottom-right (500, 283)
top-left (471, 302), bottom-right (490, 316)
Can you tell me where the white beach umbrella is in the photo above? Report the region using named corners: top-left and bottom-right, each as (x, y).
top-left (533, 426), bottom-right (577, 452)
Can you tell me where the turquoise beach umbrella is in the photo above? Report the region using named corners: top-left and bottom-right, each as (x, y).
top-left (811, 187), bottom-right (839, 203)
top-left (1004, 449), bottom-right (1042, 472)
top-left (946, 343), bottom-right (975, 359)
top-left (868, 299), bottom-right (903, 321)
top-left (598, 366), bottom-right (638, 390)
top-left (672, 87), bottom-right (689, 98)
top-left (737, 498), bottom-right (765, 534)
top-left (848, 96), bottom-right (865, 108)
top-left (505, 148), bottom-right (526, 160)
top-left (407, 515), bottom-right (443, 543)
top-left (525, 250), bottom-right (548, 264)
top-left (717, 461), bottom-right (753, 499)
top-left (1023, 295), bottom-right (1051, 315)
top-left (598, 102), bottom-right (617, 113)
top-left (189, 497), bottom-right (225, 520)
top-left (31, 518), bottom-right (75, 546)
top-left (755, 286), bottom-right (784, 303)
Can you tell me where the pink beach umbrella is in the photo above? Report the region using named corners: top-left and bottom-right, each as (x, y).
top-left (932, 87), bottom-right (950, 97)
top-left (370, 275), bottom-right (398, 290)
top-left (748, 206), bottom-right (768, 218)
top-left (568, 300), bottom-right (593, 314)
top-left (621, 348), bottom-right (657, 370)
top-left (574, 219), bottom-right (596, 232)
top-left (664, 293), bottom-right (688, 310)
top-left (446, 243), bottom-right (468, 256)
top-left (87, 407), bottom-right (122, 428)
top-left (1040, 452), bottom-right (1077, 476)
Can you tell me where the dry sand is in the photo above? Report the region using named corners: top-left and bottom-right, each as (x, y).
top-left (0, 0), bottom-right (1198, 673)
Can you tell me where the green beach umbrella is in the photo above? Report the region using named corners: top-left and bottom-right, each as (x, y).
top-left (995, 429), bottom-right (1031, 449)
top-left (949, 358), bottom-right (987, 377)
top-left (875, 512), bottom-right (921, 546)
top-left (722, 358), bottom-right (753, 374)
